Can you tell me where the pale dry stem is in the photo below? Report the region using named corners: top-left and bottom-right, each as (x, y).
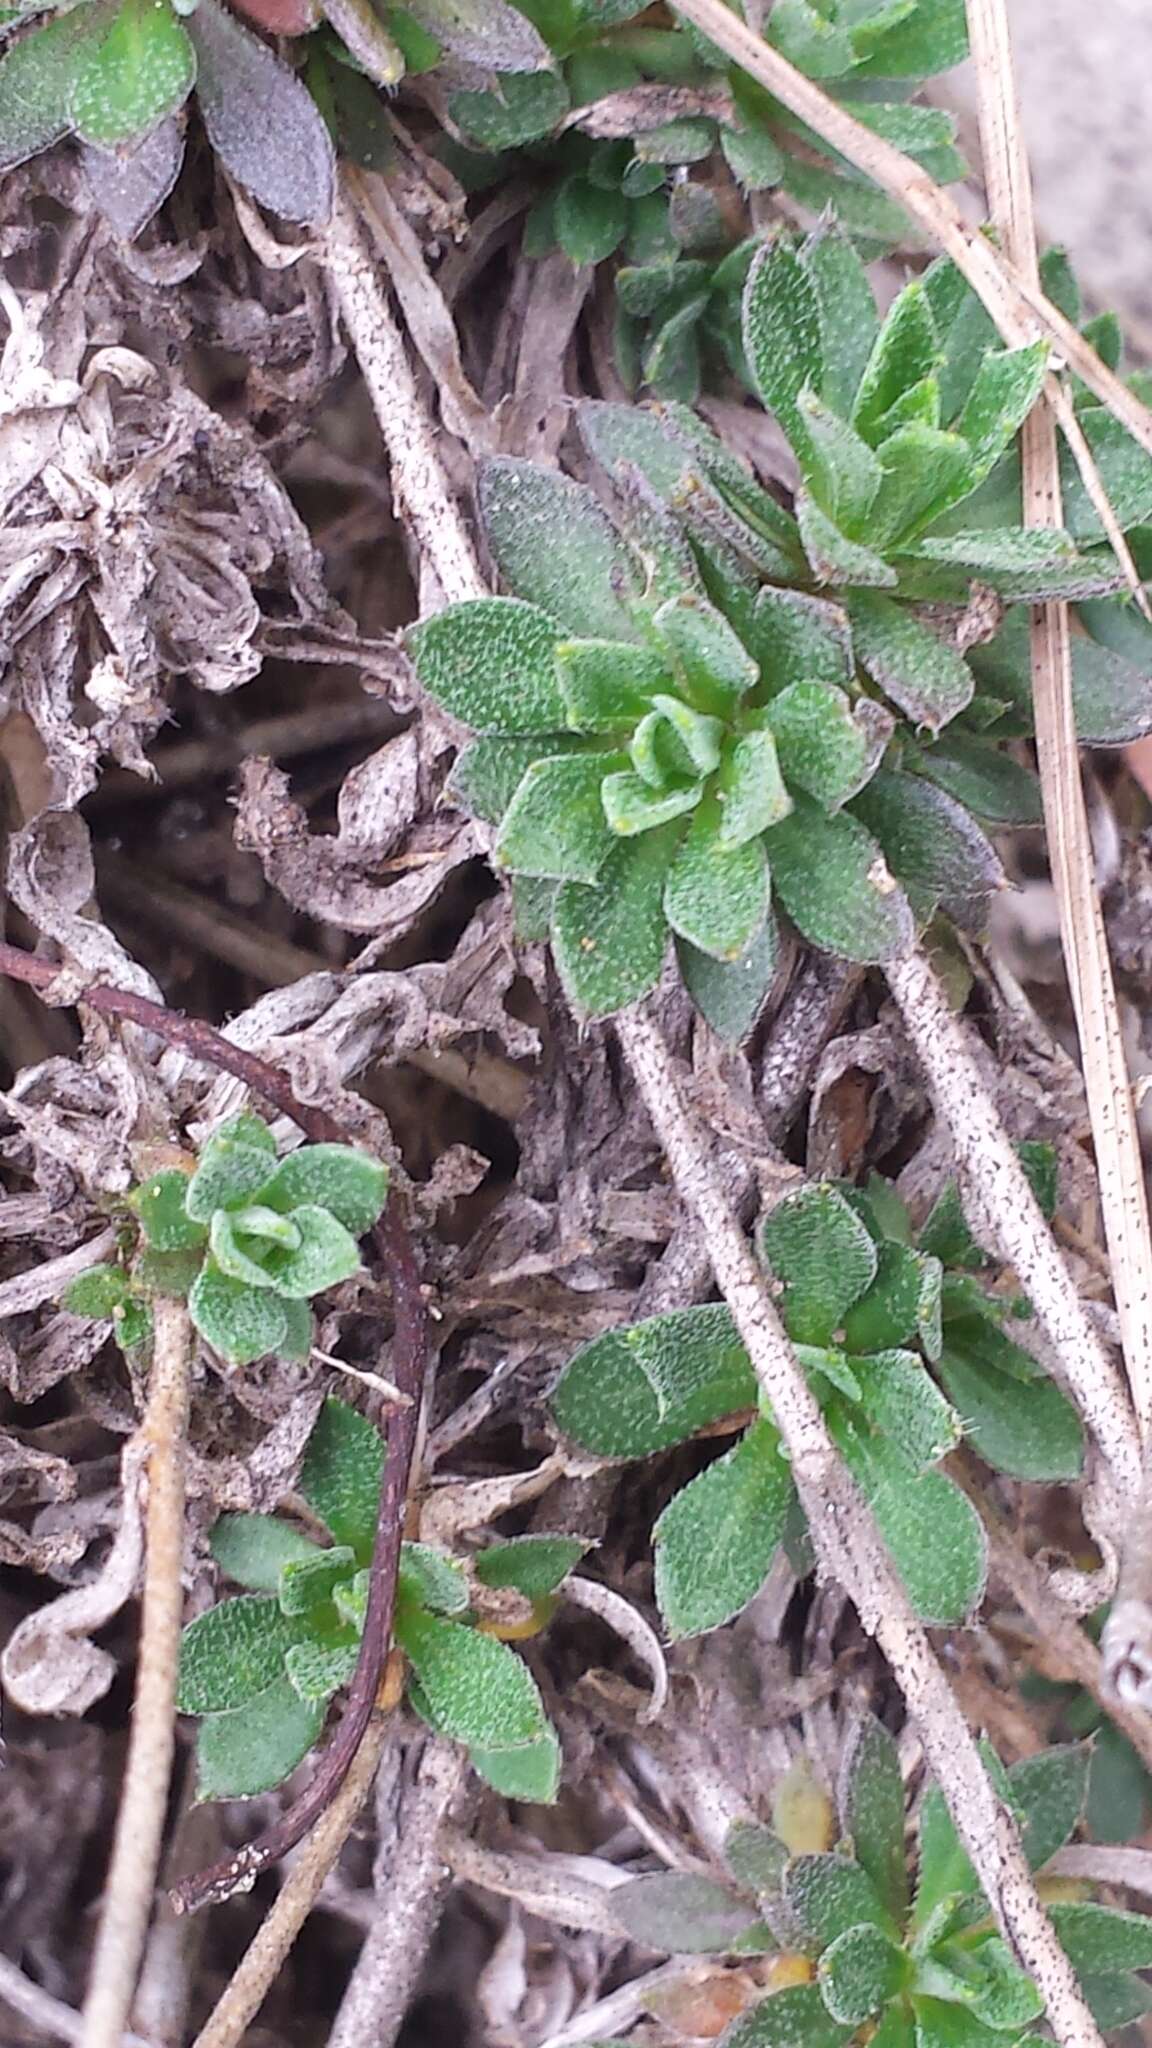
top-left (617, 1006), bottom-right (1107, 2048)
top-left (80, 1295), bottom-right (192, 2048)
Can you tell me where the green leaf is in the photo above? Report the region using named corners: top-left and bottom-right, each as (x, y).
top-left (866, 2010), bottom-right (915, 2048)
top-left (796, 491), bottom-right (899, 590)
top-left (555, 638), bottom-right (665, 732)
top-left (897, 527), bottom-right (1119, 602)
top-left (971, 603), bottom-right (1152, 745)
top-left (451, 737), bottom-right (575, 826)
top-left (765, 682), bottom-right (892, 811)
top-left (650, 594), bottom-right (759, 717)
top-left (283, 1637), bottom-right (359, 1702)
top-left (715, 727), bottom-right (793, 846)
top-left (765, 796), bottom-right (914, 964)
top-left (1079, 1973), bottom-right (1152, 2031)
top-left (725, 1821), bottom-right (789, 1898)
top-left (785, 1853), bottom-right (895, 1945)
top-left (299, 1397), bottom-right (383, 1558)
top-left (209, 1513), bottom-right (319, 1593)
top-left (841, 1242), bottom-right (931, 1353)
top-left (746, 586), bottom-right (853, 693)
top-left (255, 1205), bottom-right (361, 1300)
top-left (63, 1264), bottom-right (132, 1318)
top-left (655, 1419), bottom-right (794, 1637)
top-left (1045, 1901), bottom-right (1152, 1974)
top-left (397, 1542), bottom-right (470, 1616)
top-left (602, 769), bottom-right (702, 835)
top-left (853, 282), bottom-right (940, 447)
top-left (718, 1983), bottom-right (854, 2047)
top-left (134, 1246), bottom-right (200, 1302)
top-left (850, 770), bottom-right (1004, 933)
top-left (963, 1937), bottom-right (1044, 2031)
top-left (664, 807), bottom-right (770, 962)
top-left (870, 427), bottom-right (976, 548)
top-left (853, 1349), bottom-right (960, 1469)
top-left (407, 598), bottom-right (566, 734)
top-left (185, 1115), bottom-right (276, 1222)
top-left (178, 1595), bottom-right (298, 1714)
top-left (613, 1871), bottom-right (760, 1953)
top-left (278, 1545), bottom-right (357, 1617)
top-left (838, 1714), bottom-right (909, 1924)
top-left (955, 341), bottom-right (1047, 481)
top-left (195, 1677), bottom-right (325, 1800)
top-left (914, 737), bottom-right (1042, 825)
top-left (70, 0), bottom-right (194, 146)
top-left (935, 1331), bottom-right (1083, 1482)
top-left (911, 1776), bottom-right (977, 1930)
top-left (129, 1168), bottom-right (205, 1251)
top-left (1007, 1743), bottom-right (1089, 1870)
top-left (817, 1923), bottom-right (906, 2025)
top-left (0, 8), bottom-right (99, 171)
top-left (742, 238), bottom-right (825, 449)
top-left (554, 172), bottom-right (627, 263)
top-left (760, 1183), bottom-right (878, 1347)
top-left (768, 0), bottom-right (853, 75)
top-left (396, 1607), bottom-right (548, 1749)
top-left (678, 920), bottom-right (779, 1044)
top-left (1087, 1721), bottom-right (1151, 1843)
top-left (800, 225), bottom-right (878, 418)
top-left (551, 826), bottom-right (677, 1017)
top-left (1062, 409), bottom-right (1152, 542)
top-left (721, 119), bottom-right (785, 192)
top-left (633, 115), bottom-right (715, 165)
top-left (208, 1210), bottom-right (282, 1292)
top-left (188, 1261), bottom-right (289, 1366)
top-left (470, 1730), bottom-right (561, 1803)
top-left (907, 1997), bottom-right (1007, 2047)
top-left (479, 459), bottom-right (642, 641)
top-left (449, 68), bottom-right (567, 149)
top-left (553, 1303), bottom-right (755, 1457)
top-left (847, 593), bottom-right (973, 735)
top-left (495, 752), bottom-right (618, 882)
top-left (796, 393), bottom-right (883, 536)
top-left (835, 1422), bottom-right (986, 1623)
top-left (474, 1534), bottom-right (588, 1600)
top-left (851, 0), bottom-right (967, 75)
top-left (186, 0), bottom-right (334, 224)
top-left (259, 1145), bottom-right (388, 1238)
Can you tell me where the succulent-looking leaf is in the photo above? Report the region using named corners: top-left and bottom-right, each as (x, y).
top-left (551, 1302), bottom-right (756, 1458)
top-left (817, 1922), bottom-right (906, 2025)
top-left (1007, 1742), bottom-right (1090, 1871)
top-left (474, 1535), bottom-right (588, 1601)
top-left (399, 0), bottom-right (549, 68)
top-left (210, 1512), bottom-right (319, 1593)
top-left (397, 1542), bottom-right (470, 1617)
top-left (725, 1821), bottom-right (789, 1899)
top-left (451, 69), bottom-right (567, 150)
top-left (1044, 1900), bottom-right (1152, 1974)
top-left (914, 737), bottom-right (1042, 826)
top-left (766, 797), bottom-right (914, 963)
top-left (407, 598), bottom-right (567, 734)
top-left (716, 1982), bottom-right (853, 2047)
top-left (188, 1261), bottom-right (290, 1366)
top-left (284, 1637), bottom-right (359, 1701)
top-left (396, 1605), bottom-right (548, 1750)
top-left (131, 1168), bottom-right (206, 1251)
top-left (835, 1421), bottom-right (987, 1623)
top-left (655, 1419), bottom-right (794, 1637)
top-left (935, 1333), bottom-right (1083, 1482)
top-left (194, 1677), bottom-right (324, 1800)
top-left (299, 1398), bottom-right (383, 1559)
top-left (714, 726), bottom-right (793, 846)
top-left (838, 1715), bottom-right (909, 1923)
top-left (177, 1595), bottom-right (299, 1714)
top-left (912, 1779), bottom-right (978, 1929)
top-left (664, 809), bottom-right (770, 962)
top-left (613, 1872), bottom-right (760, 1955)
top-left (840, 1241), bottom-right (928, 1354)
top-left (956, 340), bottom-right (1048, 480)
top-left (796, 393), bottom-right (883, 536)
top-left (185, 1113), bottom-right (276, 1221)
top-left (846, 593), bottom-right (973, 734)
top-left (742, 238), bottom-right (824, 449)
top-left (70, 0), bottom-right (195, 148)
top-left (650, 593), bottom-right (760, 716)
top-left (677, 920), bottom-right (779, 1045)
top-left (852, 282), bottom-right (940, 445)
top-left (260, 1205), bottom-right (362, 1298)
top-left (0, 7), bottom-right (101, 171)
top-left (850, 770), bottom-right (1004, 933)
top-left (186, 0), bottom-right (335, 224)
top-left (63, 1264), bottom-right (132, 1318)
top-left (784, 1852), bottom-right (896, 1946)
top-left (801, 226), bottom-right (878, 419)
top-left (556, 638), bottom-right (665, 732)
top-left (746, 586), bottom-right (854, 693)
top-left (451, 735), bottom-right (578, 826)
top-left (496, 752), bottom-right (620, 883)
top-left (470, 1730), bottom-right (561, 1803)
top-left (259, 1144), bottom-right (388, 1237)
top-left (796, 491), bottom-right (899, 590)
top-left (853, 1349), bottom-right (960, 1469)
top-left (278, 1546), bottom-right (356, 1617)
top-left (551, 825), bottom-right (677, 1016)
top-left (869, 426), bottom-right (976, 546)
top-left (480, 459), bottom-right (642, 642)
top-left (765, 681), bottom-right (892, 811)
top-left (759, 1183), bottom-right (878, 1348)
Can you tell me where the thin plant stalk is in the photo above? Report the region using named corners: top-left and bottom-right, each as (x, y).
top-left (616, 1005), bottom-right (1107, 2048)
top-left (81, 1295), bottom-right (192, 2048)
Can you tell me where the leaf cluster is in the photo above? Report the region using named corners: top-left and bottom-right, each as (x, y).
top-left (607, 1723), bottom-right (1152, 2046)
top-left (64, 1115), bottom-right (389, 1368)
top-left (177, 1396), bottom-right (584, 1803)
top-left (551, 1156), bottom-right (1081, 1637)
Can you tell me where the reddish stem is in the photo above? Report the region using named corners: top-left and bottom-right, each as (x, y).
top-left (0, 941), bottom-right (427, 1914)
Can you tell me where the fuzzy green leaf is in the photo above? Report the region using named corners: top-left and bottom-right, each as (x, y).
top-left (869, 427), bottom-right (975, 547)
top-left (63, 1264), bottom-right (132, 1318)
top-left (721, 119), bottom-right (785, 192)
top-left (818, 1923), bottom-right (906, 2025)
top-left (254, 1205), bottom-right (360, 1299)
top-left (935, 1330), bottom-right (1083, 1481)
top-left (195, 1677), bottom-right (324, 1800)
top-left (613, 1871), bottom-right (760, 1954)
top-left (1078, 1973), bottom-right (1152, 2031)
top-left (718, 1984), bottom-right (854, 2047)
top-left (746, 586), bottom-right (854, 693)
top-left (847, 593), bottom-right (973, 734)
top-left (725, 1821), bottom-right (789, 1899)
top-left (450, 69), bottom-right (567, 149)
top-left (188, 1262), bottom-right (289, 1366)
top-left (768, 0), bottom-right (853, 75)
top-left (760, 1183), bottom-right (878, 1347)
top-left (838, 1715), bottom-right (909, 1923)
top-left (554, 172), bottom-right (627, 263)
top-left (396, 1607), bottom-right (548, 1749)
top-left (784, 1853), bottom-right (895, 1945)
top-left (801, 226), bottom-right (878, 418)
top-left (766, 682), bottom-right (892, 811)
top-left (796, 491), bottom-right (899, 590)
top-left (1008, 1743), bottom-right (1089, 1871)
top-left (556, 638), bottom-right (665, 732)
top-left (397, 1542), bottom-right (470, 1617)
top-left (474, 1535), bottom-right (588, 1600)
top-left (850, 769), bottom-right (1004, 932)
top-left (70, 0), bottom-right (194, 147)
top-left (552, 1303), bottom-right (756, 1457)
top-left (743, 239), bottom-right (824, 448)
top-left (766, 796), bottom-right (914, 963)
top-left (551, 826), bottom-right (677, 1017)
top-left (1062, 409), bottom-right (1152, 542)
top-left (914, 738), bottom-right (1042, 825)
top-left (299, 1398), bottom-right (383, 1558)
top-left (470, 1730), bottom-right (561, 1803)
top-left (178, 1595), bottom-right (298, 1714)
top-left (210, 1513), bottom-right (319, 1593)
top-left (208, 1210), bottom-right (282, 1292)
top-left (678, 921), bottom-right (779, 1044)
top-left (852, 0), bottom-right (967, 75)
top-left (912, 1777), bottom-right (977, 1929)
top-left (655, 1419), bottom-right (794, 1637)
top-left (601, 769), bottom-right (702, 835)
top-left (837, 1422), bottom-right (986, 1623)
top-left (451, 736), bottom-right (575, 826)
top-left (283, 1637), bottom-right (359, 1702)
top-left (853, 282), bottom-right (939, 446)
top-left (259, 1144), bottom-right (388, 1238)
top-left (841, 1242), bottom-right (932, 1354)
top-left (796, 393), bottom-right (883, 536)
top-left (1046, 1901), bottom-right (1152, 1974)
top-left (495, 752), bottom-right (619, 882)
top-left (185, 1114), bottom-right (276, 1222)
top-left (0, 7), bottom-right (98, 171)
top-left (130, 1168), bottom-right (205, 1251)
top-left (186, 0), bottom-right (334, 223)
top-left (650, 594), bottom-right (759, 717)
top-left (480, 458), bottom-right (642, 641)
top-left (407, 598), bottom-right (566, 734)
top-left (956, 340), bottom-right (1047, 480)
top-left (278, 1545), bottom-right (357, 1617)
top-left (664, 808), bottom-right (770, 962)
top-left (853, 1349), bottom-right (960, 1468)
top-left (897, 526), bottom-right (1119, 601)
top-left (715, 728), bottom-right (793, 846)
